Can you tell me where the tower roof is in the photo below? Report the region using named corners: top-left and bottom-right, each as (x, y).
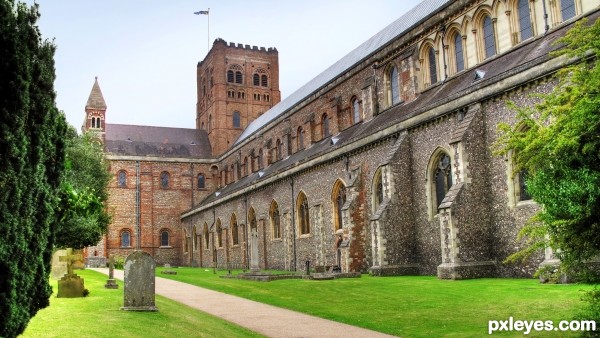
top-left (86, 77), bottom-right (107, 110)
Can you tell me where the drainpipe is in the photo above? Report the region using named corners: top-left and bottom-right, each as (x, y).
top-left (244, 194), bottom-right (249, 270)
top-left (290, 177), bottom-right (297, 271)
top-left (135, 161), bottom-right (141, 250)
top-left (542, 0), bottom-right (550, 33)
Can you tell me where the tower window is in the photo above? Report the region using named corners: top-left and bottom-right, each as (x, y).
top-left (227, 70), bottom-right (234, 83)
top-left (233, 111), bottom-right (241, 128)
top-left (261, 75), bottom-right (268, 87)
top-left (235, 71), bottom-right (243, 84)
top-left (253, 73), bottom-right (260, 86)
top-left (197, 174), bottom-right (206, 190)
top-left (117, 170), bottom-right (127, 187)
top-left (160, 171), bottom-right (170, 189)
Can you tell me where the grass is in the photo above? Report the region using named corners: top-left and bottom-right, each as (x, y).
top-left (20, 269), bottom-right (263, 338)
top-left (156, 267), bottom-right (595, 337)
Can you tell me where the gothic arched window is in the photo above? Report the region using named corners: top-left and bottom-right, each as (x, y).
top-left (332, 180), bottom-right (347, 231)
top-left (253, 73), bottom-right (260, 86)
top-left (261, 75), bottom-right (268, 87)
top-left (276, 138), bottom-right (282, 161)
top-left (428, 46), bottom-right (438, 85)
top-left (297, 127), bottom-right (305, 151)
top-left (216, 219), bottom-right (223, 248)
top-left (483, 15), bottom-right (497, 59)
top-left (227, 70), bottom-right (234, 83)
top-left (387, 65), bottom-right (400, 106)
top-left (231, 214), bottom-right (239, 246)
top-left (297, 192), bottom-right (310, 235)
top-left (453, 32), bottom-right (464, 73)
top-left (434, 153), bottom-right (453, 208)
top-left (352, 97), bottom-right (361, 124)
top-left (517, 0), bottom-right (533, 41)
top-left (322, 113), bottom-right (330, 138)
top-left (270, 200), bottom-right (281, 239)
top-left (203, 223), bottom-right (209, 249)
top-left (373, 168), bottom-right (384, 211)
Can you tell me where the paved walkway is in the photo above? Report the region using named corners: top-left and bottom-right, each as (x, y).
top-left (91, 268), bottom-right (396, 338)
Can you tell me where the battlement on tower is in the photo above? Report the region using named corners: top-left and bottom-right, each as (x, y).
top-left (213, 37), bottom-right (277, 53)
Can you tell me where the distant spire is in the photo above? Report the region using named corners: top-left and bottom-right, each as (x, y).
top-left (85, 76), bottom-right (107, 110)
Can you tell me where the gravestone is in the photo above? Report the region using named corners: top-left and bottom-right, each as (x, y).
top-left (160, 263), bottom-right (177, 275)
top-left (72, 249), bottom-right (85, 270)
top-left (121, 251), bottom-right (158, 311)
top-left (51, 249), bottom-right (67, 280)
top-left (57, 248), bottom-right (86, 298)
top-left (249, 228), bottom-right (260, 272)
top-left (104, 256), bottom-right (119, 289)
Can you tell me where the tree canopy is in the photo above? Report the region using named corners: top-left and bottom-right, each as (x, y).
top-left (0, 1), bottom-right (68, 336)
top-left (56, 129), bottom-right (111, 249)
top-left (496, 18), bottom-right (600, 270)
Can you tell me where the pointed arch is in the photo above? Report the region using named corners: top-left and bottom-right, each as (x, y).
top-left (473, 6), bottom-right (497, 61)
top-left (248, 207), bottom-right (257, 230)
top-left (296, 191), bottom-right (310, 235)
top-left (216, 218), bottom-right (223, 248)
top-left (332, 179), bottom-right (347, 231)
top-left (384, 62), bottom-right (400, 107)
top-left (419, 39), bottom-right (438, 88)
top-left (203, 223), bottom-right (209, 249)
top-left (446, 23), bottom-right (465, 75)
top-left (372, 166), bottom-right (385, 212)
top-left (270, 200), bottom-right (281, 239)
top-left (426, 147), bottom-right (454, 218)
top-left (231, 213), bottom-right (239, 246)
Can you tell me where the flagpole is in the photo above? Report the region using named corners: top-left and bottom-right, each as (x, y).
top-left (207, 8), bottom-right (210, 52)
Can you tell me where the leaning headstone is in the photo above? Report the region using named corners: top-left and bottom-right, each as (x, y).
top-left (51, 249), bottom-right (68, 280)
top-left (57, 248), bottom-right (86, 298)
top-left (121, 251), bottom-right (158, 311)
top-left (104, 256), bottom-right (119, 289)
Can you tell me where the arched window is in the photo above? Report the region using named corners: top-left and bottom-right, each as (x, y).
top-left (208, 115), bottom-right (212, 133)
top-left (352, 97), bottom-right (361, 124)
top-left (227, 70), bottom-right (234, 83)
top-left (483, 15), bottom-right (496, 59)
top-left (233, 111), bottom-right (241, 128)
top-left (322, 114), bottom-right (330, 138)
top-left (235, 71), bottom-right (243, 84)
top-left (428, 46), bottom-right (438, 85)
top-left (197, 174), bottom-right (206, 190)
top-left (160, 171), bottom-right (170, 189)
top-left (121, 230), bottom-right (131, 247)
top-left (248, 207), bottom-right (257, 230)
top-left (297, 192), bottom-right (310, 235)
top-left (117, 170), bottom-right (127, 188)
top-left (261, 75), bottom-right (268, 87)
top-left (160, 230), bottom-right (170, 247)
top-left (332, 180), bottom-right (347, 231)
top-left (276, 138), bottom-right (282, 161)
top-left (231, 214), bottom-right (239, 246)
top-left (203, 223), bottom-right (209, 249)
top-left (434, 153), bottom-right (453, 208)
top-left (216, 219), bottom-right (223, 248)
top-left (517, 0), bottom-right (533, 41)
top-left (517, 169), bottom-right (532, 201)
top-left (258, 148), bottom-right (264, 169)
top-left (297, 127), bottom-right (305, 151)
top-left (253, 73), bottom-right (260, 86)
top-left (193, 226), bottom-right (197, 251)
top-left (561, 0), bottom-right (576, 21)
top-left (373, 168), bottom-right (384, 211)
top-left (270, 200), bottom-right (281, 239)
top-left (387, 65), bottom-right (400, 106)
top-left (243, 156), bottom-right (249, 176)
top-left (453, 32), bottom-right (464, 73)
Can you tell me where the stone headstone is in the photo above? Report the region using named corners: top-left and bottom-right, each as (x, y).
top-left (249, 228), bottom-right (259, 272)
top-left (51, 249), bottom-right (67, 280)
top-left (105, 256), bottom-right (119, 289)
top-left (57, 248), bottom-right (86, 298)
top-left (71, 249), bottom-right (85, 270)
top-left (121, 251), bottom-right (158, 311)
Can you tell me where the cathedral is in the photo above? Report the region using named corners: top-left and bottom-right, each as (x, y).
top-left (83, 0), bottom-right (600, 279)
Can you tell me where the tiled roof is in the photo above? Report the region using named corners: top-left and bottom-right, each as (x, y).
top-left (104, 124), bottom-right (212, 158)
top-left (234, 0), bottom-right (453, 145)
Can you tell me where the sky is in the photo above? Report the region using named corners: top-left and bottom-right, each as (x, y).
top-left (27, 1), bottom-right (416, 131)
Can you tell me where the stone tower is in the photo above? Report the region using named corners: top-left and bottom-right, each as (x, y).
top-left (196, 38), bottom-right (280, 156)
top-left (82, 77), bottom-right (107, 141)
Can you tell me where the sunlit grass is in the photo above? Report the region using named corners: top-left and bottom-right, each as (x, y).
top-left (157, 267), bottom-right (594, 337)
top-left (20, 269), bottom-right (263, 338)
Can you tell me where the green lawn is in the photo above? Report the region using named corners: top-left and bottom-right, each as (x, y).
top-left (156, 267), bottom-right (595, 337)
top-left (20, 269), bottom-right (263, 338)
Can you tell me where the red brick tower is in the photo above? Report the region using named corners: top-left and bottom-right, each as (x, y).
top-left (196, 39), bottom-right (280, 156)
top-left (82, 77), bottom-right (107, 142)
